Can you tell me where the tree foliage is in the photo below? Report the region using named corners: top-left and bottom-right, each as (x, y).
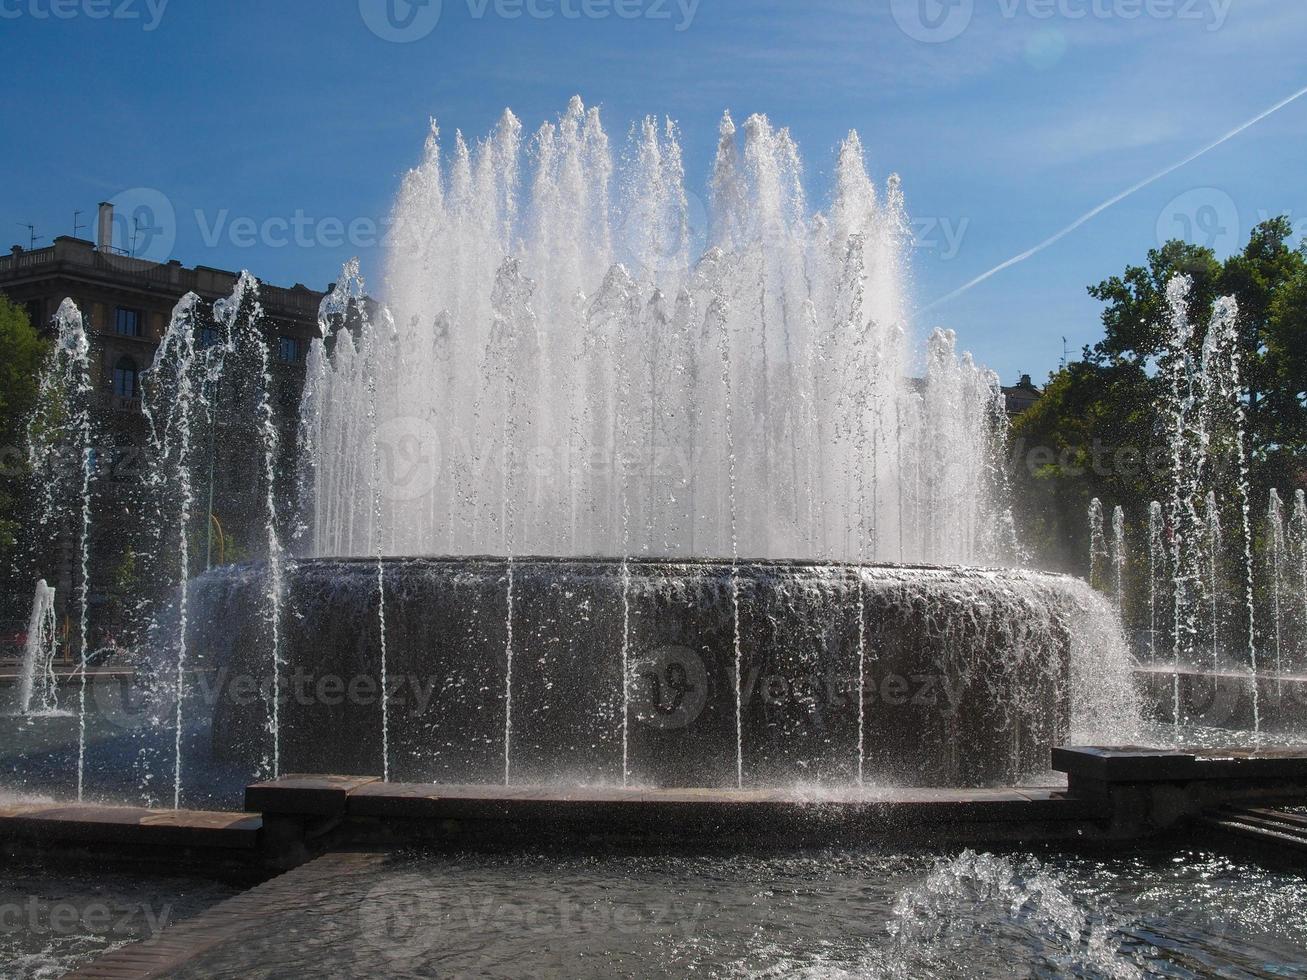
top-left (1013, 218), bottom-right (1307, 570)
top-left (0, 295), bottom-right (48, 558)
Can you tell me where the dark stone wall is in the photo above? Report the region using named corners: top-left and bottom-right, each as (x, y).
top-left (191, 558), bottom-right (1076, 789)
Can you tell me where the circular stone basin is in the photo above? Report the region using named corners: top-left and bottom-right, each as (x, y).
top-left (190, 558), bottom-right (1092, 788)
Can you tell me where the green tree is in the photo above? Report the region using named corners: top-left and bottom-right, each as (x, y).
top-left (0, 295), bottom-right (48, 558)
top-left (1085, 218), bottom-right (1306, 486)
top-left (1086, 239), bottom-right (1222, 367)
top-left (1013, 218), bottom-right (1307, 571)
top-left (1010, 359), bottom-right (1162, 572)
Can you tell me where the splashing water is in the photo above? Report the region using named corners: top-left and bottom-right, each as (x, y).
top-left (216, 275), bottom-right (288, 779)
top-left (300, 100), bottom-right (1011, 566)
top-left (1200, 292), bottom-right (1258, 730)
top-left (1163, 277), bottom-right (1207, 692)
top-left (1267, 489), bottom-right (1286, 683)
top-left (16, 580), bottom-right (59, 716)
top-left (1088, 498), bottom-right (1107, 593)
top-left (142, 293), bottom-right (203, 808)
top-left (888, 850), bottom-right (1145, 978)
top-left (1111, 504), bottom-right (1126, 616)
top-left (1147, 501), bottom-right (1164, 662)
top-left (1295, 489), bottom-right (1307, 668)
top-left (26, 300), bottom-right (96, 799)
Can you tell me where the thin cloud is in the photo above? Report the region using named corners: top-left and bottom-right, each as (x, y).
top-left (922, 82), bottom-right (1307, 314)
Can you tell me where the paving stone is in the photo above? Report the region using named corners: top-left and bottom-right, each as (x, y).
top-left (244, 773), bottom-right (380, 815)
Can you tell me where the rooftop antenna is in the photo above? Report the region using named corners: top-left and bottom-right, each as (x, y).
top-left (16, 223), bottom-right (41, 250)
top-left (73, 210), bottom-right (86, 239)
top-left (130, 216), bottom-right (141, 258)
top-left (1060, 336), bottom-right (1069, 370)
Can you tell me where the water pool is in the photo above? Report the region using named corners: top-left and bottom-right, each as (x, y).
top-left (153, 844), bottom-right (1307, 978)
top-left (0, 866), bottom-right (241, 979)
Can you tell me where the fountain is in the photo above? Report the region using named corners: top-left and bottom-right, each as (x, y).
top-left (24, 299), bottom-right (96, 798)
top-left (4, 100), bottom-right (1145, 802)
top-left (170, 101), bottom-right (1142, 792)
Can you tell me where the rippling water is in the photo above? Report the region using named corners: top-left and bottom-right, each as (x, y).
top-left (0, 868), bottom-right (239, 979)
top-left (162, 845), bottom-right (1307, 979)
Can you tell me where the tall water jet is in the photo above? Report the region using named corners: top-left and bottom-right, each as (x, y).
top-left (1200, 293), bottom-right (1257, 731)
top-left (216, 274), bottom-right (289, 778)
top-left (1267, 489), bottom-right (1286, 681)
top-left (1163, 277), bottom-right (1206, 723)
top-left (1204, 490), bottom-right (1222, 671)
top-left (142, 293), bottom-right (204, 808)
top-left (1088, 498), bottom-right (1107, 592)
top-left (16, 580), bottom-right (59, 716)
top-left (1111, 505), bottom-right (1126, 617)
top-left (1295, 489), bottom-right (1307, 670)
top-left (1148, 501), bottom-right (1164, 662)
top-left (27, 299), bottom-right (96, 799)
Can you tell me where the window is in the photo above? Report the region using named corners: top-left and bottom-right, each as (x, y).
top-left (112, 355), bottom-right (139, 399)
top-left (278, 336), bottom-right (303, 364)
top-left (114, 307), bottom-right (142, 337)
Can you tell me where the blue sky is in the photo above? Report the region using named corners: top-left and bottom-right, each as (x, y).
top-left (3, 0), bottom-right (1305, 383)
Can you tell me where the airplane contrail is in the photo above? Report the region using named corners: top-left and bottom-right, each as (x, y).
top-left (921, 83), bottom-right (1307, 315)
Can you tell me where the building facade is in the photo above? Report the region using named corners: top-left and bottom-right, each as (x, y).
top-left (0, 215), bottom-right (328, 653)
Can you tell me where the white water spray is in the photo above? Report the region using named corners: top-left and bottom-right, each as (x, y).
top-left (16, 580), bottom-right (59, 715)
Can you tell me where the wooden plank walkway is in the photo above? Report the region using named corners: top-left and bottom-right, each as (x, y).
top-left (63, 851), bottom-right (387, 979)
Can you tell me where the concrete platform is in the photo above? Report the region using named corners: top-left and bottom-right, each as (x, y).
top-left (246, 776), bottom-right (1104, 846)
top-left (1054, 745), bottom-right (1307, 837)
top-left (2, 746), bottom-right (1305, 878)
top-left (0, 801), bottom-right (266, 875)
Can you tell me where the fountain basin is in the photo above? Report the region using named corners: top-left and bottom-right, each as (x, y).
top-left (191, 558), bottom-right (1090, 788)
